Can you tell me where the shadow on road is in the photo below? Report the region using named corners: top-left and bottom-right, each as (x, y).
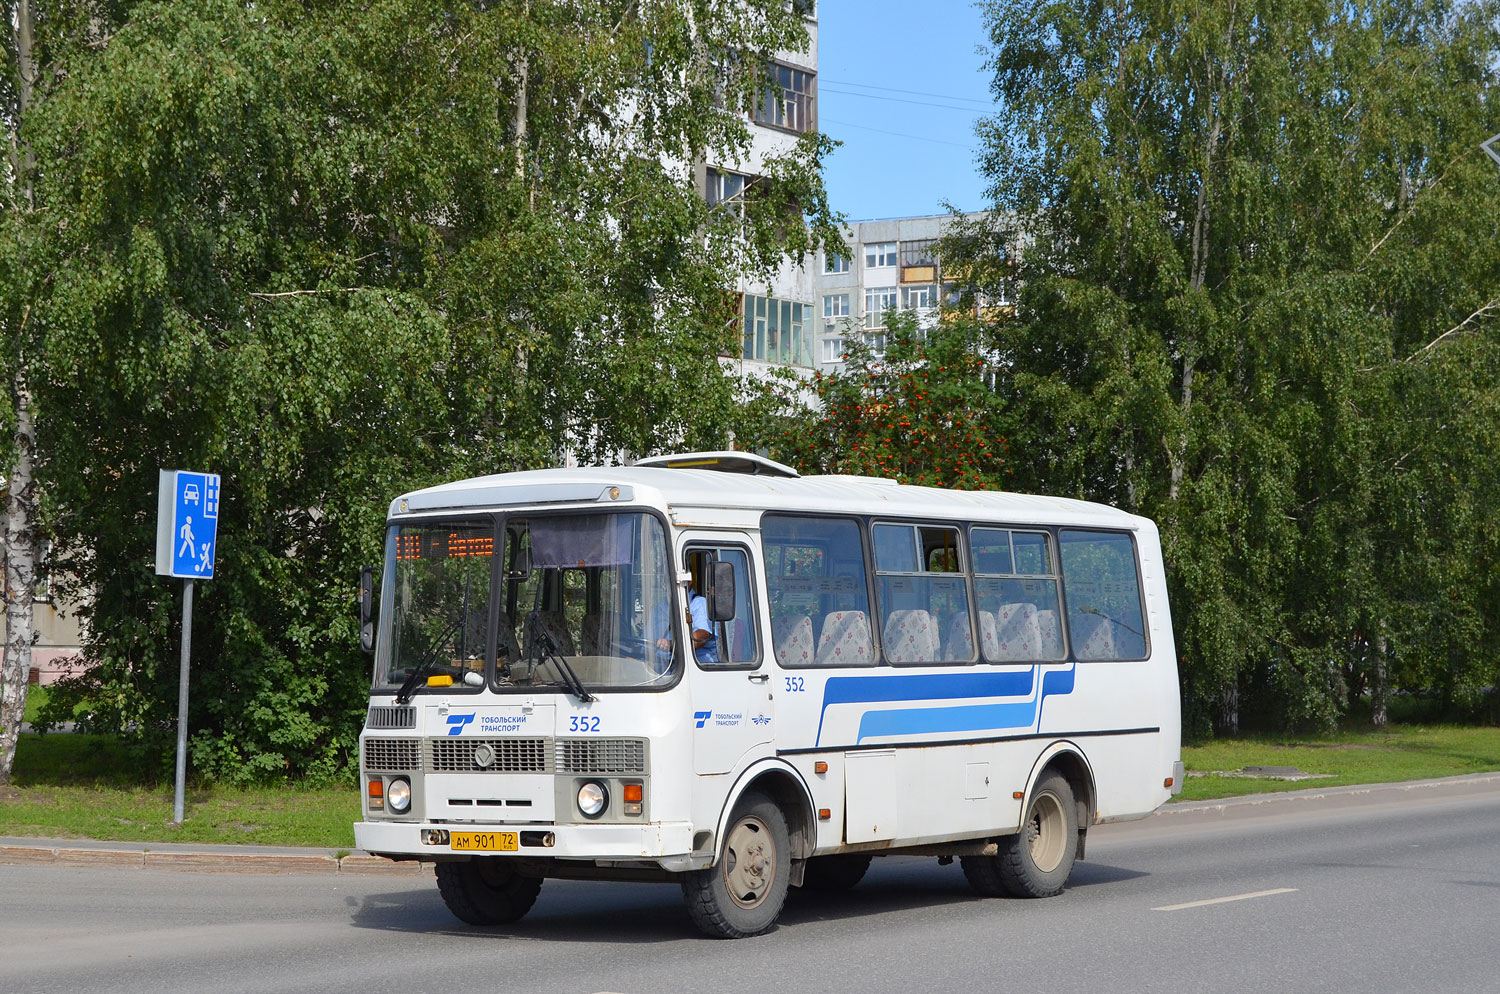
top-left (345, 854), bottom-right (1150, 942)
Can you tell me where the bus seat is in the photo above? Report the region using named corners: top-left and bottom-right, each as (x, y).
top-left (579, 612), bottom-right (603, 655)
top-left (943, 613), bottom-right (976, 661)
top-left (1072, 613), bottom-right (1116, 660)
top-left (992, 603), bottom-right (1041, 661)
top-left (977, 610), bottom-right (1001, 659)
top-left (816, 610), bottom-right (873, 665)
top-left (773, 615), bottom-right (815, 666)
top-left (1035, 609), bottom-right (1064, 658)
top-left (884, 609), bottom-right (938, 663)
top-left (495, 612), bottom-right (523, 664)
top-left (538, 611), bottom-right (575, 655)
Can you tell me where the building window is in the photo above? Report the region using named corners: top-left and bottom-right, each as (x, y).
top-left (705, 167), bottom-right (749, 210)
top-left (901, 284), bottom-right (936, 311)
top-left (863, 331), bottom-right (886, 354)
top-left (823, 293), bottom-right (850, 328)
top-left (755, 62), bottom-right (816, 134)
top-left (865, 242), bottom-right (897, 269)
top-left (821, 337), bottom-right (844, 363)
top-left (824, 253), bottom-right (850, 274)
top-left (899, 239), bottom-right (938, 268)
top-left (864, 286), bottom-right (897, 328)
top-left (742, 293), bottom-right (814, 367)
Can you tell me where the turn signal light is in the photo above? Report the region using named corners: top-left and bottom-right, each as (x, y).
top-left (1164, 777), bottom-right (1175, 788)
top-left (818, 808), bottom-right (831, 820)
top-left (368, 780), bottom-right (383, 797)
top-left (814, 761), bottom-right (828, 774)
top-left (623, 784), bottom-right (643, 803)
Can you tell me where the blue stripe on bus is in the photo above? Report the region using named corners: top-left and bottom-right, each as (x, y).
top-left (857, 701), bottom-right (1038, 742)
top-left (815, 670), bottom-right (1037, 746)
top-left (1037, 662), bottom-right (1076, 726)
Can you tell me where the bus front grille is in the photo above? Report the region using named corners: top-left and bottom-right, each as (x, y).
top-left (363, 738), bottom-right (421, 772)
top-left (429, 737), bottom-right (550, 773)
top-left (556, 738), bottom-right (647, 775)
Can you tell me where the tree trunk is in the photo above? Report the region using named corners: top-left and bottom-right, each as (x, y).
top-left (1, 377), bottom-right (38, 783)
top-left (1217, 681), bottom-right (1239, 737)
top-left (1370, 627), bottom-right (1389, 729)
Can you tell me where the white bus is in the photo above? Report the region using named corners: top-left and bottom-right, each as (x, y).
top-left (354, 452), bottom-right (1183, 938)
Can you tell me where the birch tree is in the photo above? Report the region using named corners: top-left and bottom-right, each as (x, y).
top-left (972, 0), bottom-right (1500, 732)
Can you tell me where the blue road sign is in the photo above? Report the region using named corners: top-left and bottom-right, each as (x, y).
top-left (156, 470), bottom-right (220, 579)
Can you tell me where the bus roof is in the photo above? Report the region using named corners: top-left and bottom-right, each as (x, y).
top-left (391, 464), bottom-right (1149, 531)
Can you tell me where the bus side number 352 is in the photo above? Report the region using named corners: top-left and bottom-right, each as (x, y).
top-left (569, 716), bottom-right (602, 732)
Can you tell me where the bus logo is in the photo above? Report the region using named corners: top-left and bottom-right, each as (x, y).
top-left (693, 711), bottom-right (711, 728)
top-left (446, 713), bottom-right (476, 735)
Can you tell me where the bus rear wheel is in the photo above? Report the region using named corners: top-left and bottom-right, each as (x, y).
top-left (435, 858), bottom-right (543, 926)
top-left (681, 791), bottom-right (791, 938)
top-left (962, 770), bottom-right (1078, 899)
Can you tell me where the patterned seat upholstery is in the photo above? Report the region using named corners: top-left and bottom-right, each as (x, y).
top-left (495, 612), bottom-right (523, 664)
top-left (992, 603), bottom-right (1042, 661)
top-left (579, 612), bottom-right (603, 655)
top-left (773, 615), bottom-right (816, 667)
top-left (943, 612), bottom-right (978, 661)
top-left (977, 610), bottom-right (1001, 659)
top-left (537, 610), bottom-right (575, 655)
top-left (816, 610), bottom-right (874, 666)
top-left (1035, 609), bottom-right (1064, 659)
top-left (883, 609), bottom-right (939, 663)
top-left (1071, 613), bottom-right (1116, 660)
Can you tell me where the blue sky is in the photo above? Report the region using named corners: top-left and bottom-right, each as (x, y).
top-left (816, 2), bottom-right (996, 221)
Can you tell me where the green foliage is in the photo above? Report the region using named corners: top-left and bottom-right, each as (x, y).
top-left (20, 0), bottom-right (838, 780)
top-left (971, 0), bottom-right (1500, 733)
top-left (736, 312), bottom-right (1011, 488)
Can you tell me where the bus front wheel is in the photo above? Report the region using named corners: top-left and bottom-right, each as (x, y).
top-left (681, 791), bottom-right (791, 938)
top-left (962, 770), bottom-right (1078, 899)
top-left (435, 859), bottom-right (543, 926)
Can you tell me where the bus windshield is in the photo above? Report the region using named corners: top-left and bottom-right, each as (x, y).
top-left (375, 511), bottom-right (678, 694)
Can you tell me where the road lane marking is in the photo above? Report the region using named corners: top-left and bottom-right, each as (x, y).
top-left (1153, 888), bottom-right (1298, 912)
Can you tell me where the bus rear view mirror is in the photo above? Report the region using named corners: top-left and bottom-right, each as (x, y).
top-left (708, 561), bottom-right (735, 622)
top-left (508, 547), bottom-right (532, 581)
top-left (358, 566), bottom-right (376, 654)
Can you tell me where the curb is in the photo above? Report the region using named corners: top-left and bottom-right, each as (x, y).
top-left (0, 843), bottom-right (431, 876)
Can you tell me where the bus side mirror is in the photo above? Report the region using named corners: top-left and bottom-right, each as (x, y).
top-left (359, 566), bottom-right (376, 654)
top-left (708, 561), bottom-right (735, 623)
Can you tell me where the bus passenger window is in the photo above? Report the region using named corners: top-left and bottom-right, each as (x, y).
top-left (762, 515), bottom-right (874, 667)
top-left (873, 523), bottom-right (974, 664)
top-left (1059, 530), bottom-right (1148, 660)
top-left (971, 528), bottom-right (1066, 663)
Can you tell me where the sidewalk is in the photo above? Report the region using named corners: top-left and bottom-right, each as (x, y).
top-left (3, 772), bottom-right (1498, 875)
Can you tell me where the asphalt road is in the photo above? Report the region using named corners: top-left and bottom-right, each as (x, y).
top-left (3, 777), bottom-right (1497, 994)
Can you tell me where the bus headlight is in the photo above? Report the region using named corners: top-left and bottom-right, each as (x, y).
top-left (387, 777), bottom-right (411, 814)
top-left (577, 781), bottom-right (608, 819)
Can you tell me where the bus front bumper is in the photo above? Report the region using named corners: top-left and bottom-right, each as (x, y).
top-left (354, 819), bottom-right (699, 870)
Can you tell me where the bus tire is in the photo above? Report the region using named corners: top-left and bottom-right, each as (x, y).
top-left (962, 771), bottom-right (1078, 899)
top-left (435, 859), bottom-right (543, 926)
top-left (800, 854), bottom-right (872, 891)
top-left (681, 791), bottom-right (791, 938)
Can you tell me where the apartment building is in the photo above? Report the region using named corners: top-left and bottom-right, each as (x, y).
top-left (813, 212), bottom-right (1006, 370)
top-left (706, 5), bottom-right (821, 376)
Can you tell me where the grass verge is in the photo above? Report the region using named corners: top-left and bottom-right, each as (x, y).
top-left (2, 734), bottom-right (357, 849)
top-left (1179, 723), bottom-right (1500, 801)
top-left (3, 725), bottom-right (1498, 848)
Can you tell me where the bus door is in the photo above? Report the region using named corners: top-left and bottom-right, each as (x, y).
top-left (683, 544), bottom-right (773, 775)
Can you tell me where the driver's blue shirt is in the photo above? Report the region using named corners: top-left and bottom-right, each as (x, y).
top-left (689, 591), bottom-right (720, 663)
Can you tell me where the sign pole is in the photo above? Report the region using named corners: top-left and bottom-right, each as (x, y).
top-left (156, 468), bottom-right (219, 825)
top-left (173, 578), bottom-right (194, 825)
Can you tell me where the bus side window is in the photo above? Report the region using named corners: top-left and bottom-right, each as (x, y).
top-left (762, 515), bottom-right (874, 668)
top-left (688, 546), bottom-right (759, 667)
top-left (1058, 530), bottom-right (1148, 661)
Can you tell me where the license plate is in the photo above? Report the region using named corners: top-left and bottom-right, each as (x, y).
top-left (450, 831), bottom-right (519, 852)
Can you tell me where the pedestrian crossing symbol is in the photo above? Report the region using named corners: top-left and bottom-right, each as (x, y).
top-left (155, 470), bottom-right (221, 579)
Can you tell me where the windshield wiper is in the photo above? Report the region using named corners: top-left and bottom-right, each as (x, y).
top-left (394, 618), bottom-right (460, 704)
top-left (525, 610), bottom-right (594, 704)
